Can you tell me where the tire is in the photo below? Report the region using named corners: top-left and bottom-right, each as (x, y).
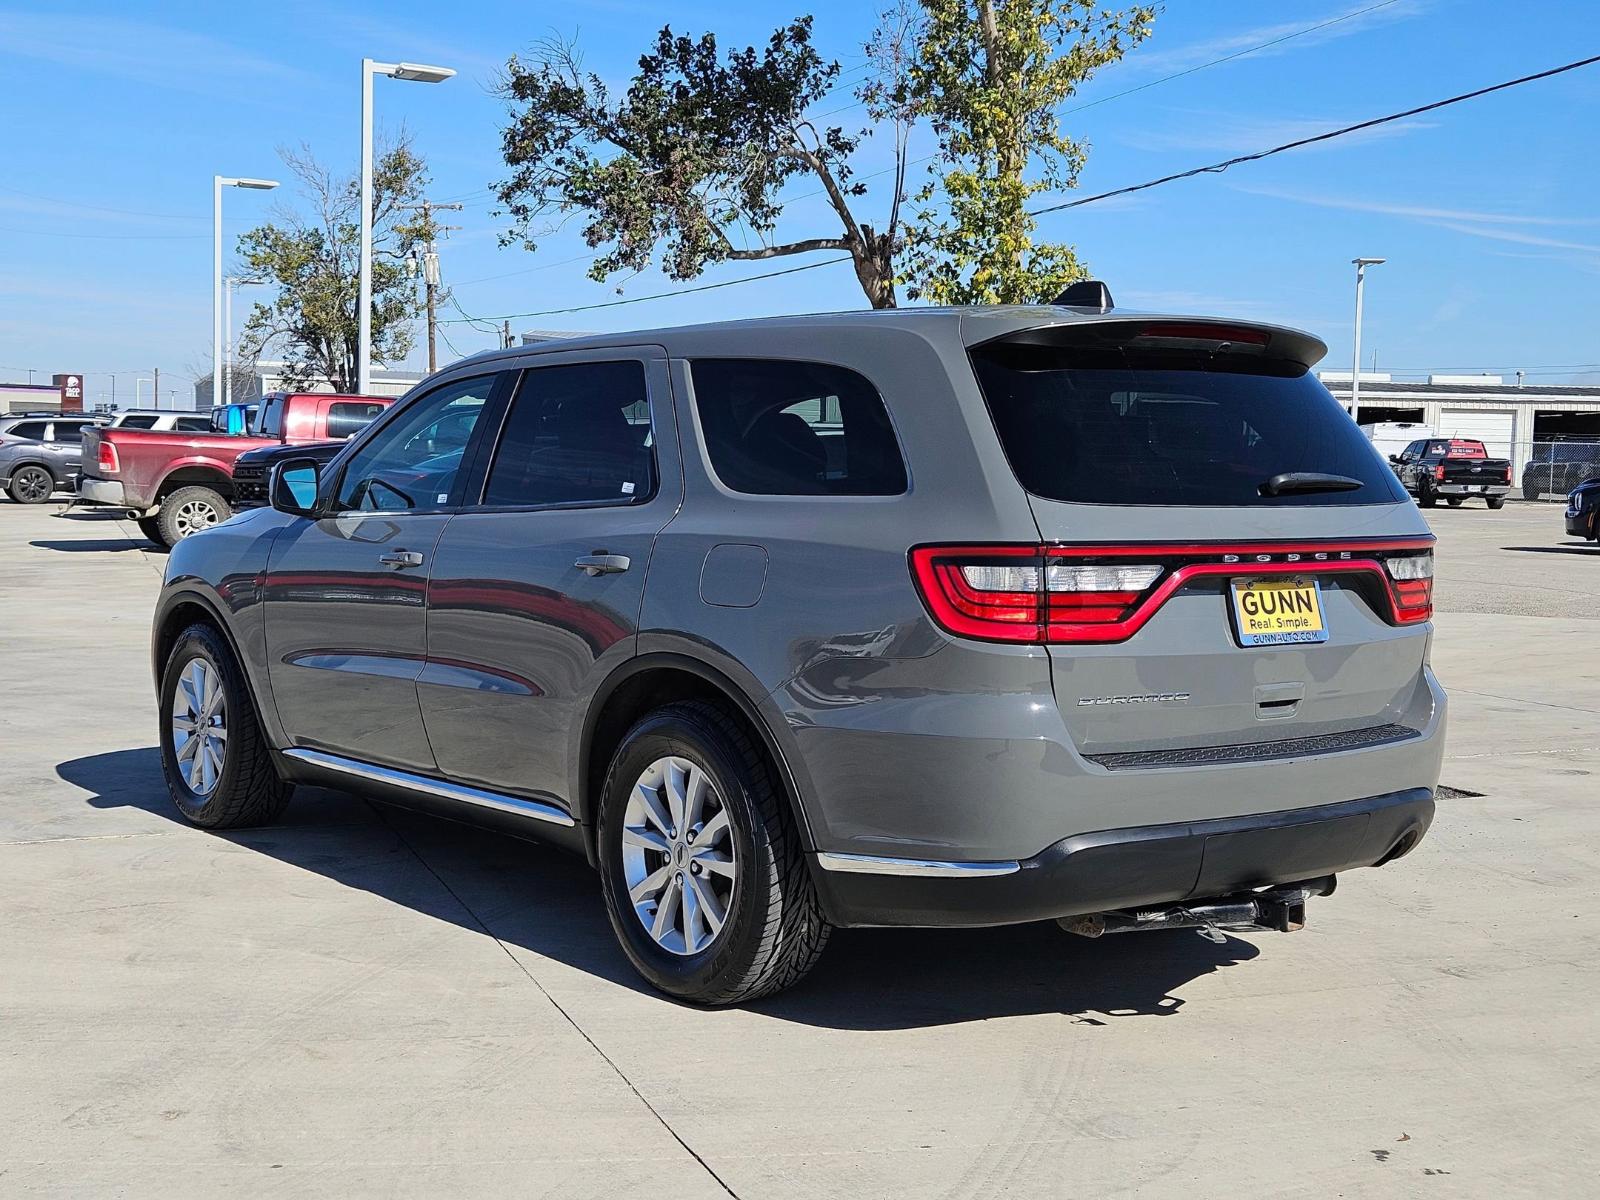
top-left (596, 701), bottom-right (830, 1005)
top-left (1446, 497), bottom-right (1463, 507)
top-left (7, 465), bottom-right (55, 504)
top-left (1523, 480), bottom-right (1542, 501)
top-left (1486, 496), bottom-right (1506, 510)
top-left (158, 485), bottom-right (231, 544)
top-left (1416, 482), bottom-right (1436, 509)
top-left (159, 622), bottom-right (291, 829)
top-left (135, 516), bottom-right (166, 545)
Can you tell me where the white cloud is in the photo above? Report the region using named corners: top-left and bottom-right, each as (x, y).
top-left (1231, 186), bottom-right (1600, 227)
top-left (1120, 112), bottom-right (1434, 156)
top-left (1126, 0), bottom-right (1428, 77)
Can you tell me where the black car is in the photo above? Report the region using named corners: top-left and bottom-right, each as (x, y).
top-left (230, 440), bottom-right (346, 508)
top-left (1566, 478), bottom-right (1600, 541)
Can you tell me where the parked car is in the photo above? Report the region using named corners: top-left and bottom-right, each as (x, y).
top-left (151, 300), bottom-right (1444, 1005)
top-left (230, 440), bottom-right (346, 509)
top-left (0, 412), bottom-right (101, 503)
top-left (1523, 444), bottom-right (1600, 500)
top-left (104, 409), bottom-right (216, 433)
top-left (1390, 437), bottom-right (1512, 508)
top-left (1566, 478), bottom-right (1600, 541)
top-left (79, 392), bottom-right (391, 545)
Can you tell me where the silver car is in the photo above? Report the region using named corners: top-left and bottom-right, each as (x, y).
top-left (0, 413), bottom-right (101, 503)
top-left (150, 297), bottom-right (1444, 1004)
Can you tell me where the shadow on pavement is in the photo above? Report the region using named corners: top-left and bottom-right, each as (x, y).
top-left (1500, 544), bottom-right (1600, 555)
top-left (30, 539), bottom-right (155, 553)
top-left (61, 746), bottom-right (1258, 1028)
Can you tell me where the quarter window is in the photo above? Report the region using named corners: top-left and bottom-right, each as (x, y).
top-left (481, 361), bottom-right (654, 508)
top-left (333, 376), bottom-right (495, 512)
top-left (689, 358), bottom-right (907, 496)
top-left (175, 416), bottom-right (213, 433)
top-left (50, 421), bottom-right (93, 444)
top-left (8, 421), bottom-right (48, 441)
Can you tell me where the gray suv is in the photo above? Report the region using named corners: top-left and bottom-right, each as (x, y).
top-left (151, 301), bottom-right (1445, 1004)
top-left (0, 413), bottom-right (100, 503)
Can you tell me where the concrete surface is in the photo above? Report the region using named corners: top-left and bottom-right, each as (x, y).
top-left (1, 500), bottom-right (1596, 1198)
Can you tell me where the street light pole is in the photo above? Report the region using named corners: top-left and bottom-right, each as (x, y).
top-left (1349, 257), bottom-right (1386, 426)
top-left (213, 176), bottom-right (278, 412)
top-left (358, 58), bottom-right (455, 395)
top-left (223, 277), bottom-right (264, 407)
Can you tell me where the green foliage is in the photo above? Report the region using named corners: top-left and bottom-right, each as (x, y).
top-left (902, 0), bottom-right (1155, 305)
top-left (495, 18), bottom-right (910, 308)
top-left (236, 139), bottom-right (434, 392)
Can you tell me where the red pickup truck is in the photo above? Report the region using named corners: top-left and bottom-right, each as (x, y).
top-left (78, 392), bottom-right (391, 545)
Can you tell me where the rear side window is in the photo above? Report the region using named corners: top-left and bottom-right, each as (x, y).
top-left (119, 414), bottom-right (160, 429)
top-left (175, 416), bottom-right (213, 433)
top-left (970, 336), bottom-right (1403, 507)
top-left (482, 361), bottom-right (654, 508)
top-left (689, 358), bottom-right (907, 496)
top-left (326, 402), bottom-right (386, 440)
top-left (7, 421), bottom-right (48, 440)
top-left (51, 421), bottom-right (90, 443)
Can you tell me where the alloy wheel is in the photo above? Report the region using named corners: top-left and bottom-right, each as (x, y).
top-left (15, 468), bottom-right (50, 502)
top-left (621, 755), bottom-right (737, 956)
top-left (172, 658), bottom-right (227, 795)
top-left (173, 499), bottom-right (221, 538)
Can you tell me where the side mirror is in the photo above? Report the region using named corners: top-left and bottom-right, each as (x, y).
top-left (1388, 454), bottom-right (1402, 464)
top-left (270, 458), bottom-right (322, 517)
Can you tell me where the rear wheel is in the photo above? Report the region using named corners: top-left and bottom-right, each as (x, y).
top-left (1486, 496), bottom-right (1506, 510)
top-left (1416, 481), bottom-right (1436, 508)
top-left (7, 465), bottom-right (54, 504)
top-left (158, 486), bottom-right (231, 544)
top-left (1523, 480), bottom-right (1543, 501)
top-left (596, 701), bottom-right (829, 1005)
top-left (159, 622), bottom-right (290, 828)
top-left (135, 517), bottom-right (165, 545)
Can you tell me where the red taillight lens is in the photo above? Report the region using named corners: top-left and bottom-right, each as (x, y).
top-left (909, 547), bottom-right (1162, 643)
top-left (1504, 464), bottom-right (1513, 483)
top-left (1434, 464), bottom-right (1446, 481)
top-left (97, 442), bottom-right (119, 474)
top-left (1383, 551), bottom-right (1434, 623)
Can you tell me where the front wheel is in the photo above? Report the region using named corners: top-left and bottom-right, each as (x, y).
top-left (1486, 496), bottom-right (1506, 510)
top-left (596, 701), bottom-right (830, 1005)
top-left (1523, 480), bottom-right (1543, 501)
top-left (7, 465), bottom-right (55, 504)
top-left (158, 486), bottom-right (231, 544)
top-left (159, 622), bottom-right (291, 828)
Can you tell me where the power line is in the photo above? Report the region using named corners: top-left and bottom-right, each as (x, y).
top-left (437, 256), bottom-right (853, 324)
top-left (1028, 52), bottom-right (1600, 217)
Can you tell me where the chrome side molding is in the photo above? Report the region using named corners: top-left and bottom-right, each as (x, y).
top-left (283, 748), bottom-right (576, 828)
top-left (814, 851), bottom-right (1020, 878)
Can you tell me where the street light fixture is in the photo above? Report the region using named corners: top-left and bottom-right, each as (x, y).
top-left (358, 58), bottom-right (455, 394)
top-left (1349, 257), bottom-right (1386, 426)
top-left (214, 176), bottom-right (279, 415)
top-left (223, 276), bottom-right (266, 407)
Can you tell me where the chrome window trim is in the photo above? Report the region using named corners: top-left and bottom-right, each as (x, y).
top-left (814, 852), bottom-right (1021, 878)
top-left (283, 748), bottom-right (576, 828)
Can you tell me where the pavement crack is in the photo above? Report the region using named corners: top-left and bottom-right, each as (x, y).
top-left (366, 801), bottom-right (740, 1200)
top-left (1447, 687), bottom-right (1600, 716)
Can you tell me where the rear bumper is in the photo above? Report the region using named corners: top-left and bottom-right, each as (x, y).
top-left (77, 477), bottom-right (127, 506)
top-left (1434, 482), bottom-right (1510, 497)
top-left (811, 787), bottom-right (1435, 928)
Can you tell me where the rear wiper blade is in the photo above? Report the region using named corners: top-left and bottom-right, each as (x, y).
top-left (1259, 472), bottom-right (1364, 496)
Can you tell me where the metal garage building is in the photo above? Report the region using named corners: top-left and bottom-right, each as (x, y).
top-left (1321, 373), bottom-right (1600, 491)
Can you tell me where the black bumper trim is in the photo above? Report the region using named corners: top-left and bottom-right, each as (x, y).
top-left (810, 787), bottom-right (1435, 928)
top-left (1085, 724), bottom-right (1419, 770)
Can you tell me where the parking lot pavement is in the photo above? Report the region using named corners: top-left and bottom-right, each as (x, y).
top-left (2, 500), bottom-right (1597, 1198)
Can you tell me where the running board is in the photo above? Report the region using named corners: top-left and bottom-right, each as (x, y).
top-left (282, 748), bottom-right (576, 828)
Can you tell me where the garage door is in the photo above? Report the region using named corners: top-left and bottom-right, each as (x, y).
top-left (1439, 409), bottom-right (1515, 462)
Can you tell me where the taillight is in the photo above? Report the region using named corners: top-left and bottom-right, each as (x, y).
top-left (1382, 551), bottom-right (1433, 623)
top-left (1503, 464), bottom-right (1512, 483)
top-left (1434, 464), bottom-right (1446, 481)
top-left (97, 442), bottom-right (119, 474)
top-left (909, 546), bottom-right (1162, 643)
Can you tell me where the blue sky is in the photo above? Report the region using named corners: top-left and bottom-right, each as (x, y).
top-left (2, 0), bottom-right (1597, 406)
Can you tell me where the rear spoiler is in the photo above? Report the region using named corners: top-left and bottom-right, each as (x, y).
top-left (970, 316), bottom-right (1328, 372)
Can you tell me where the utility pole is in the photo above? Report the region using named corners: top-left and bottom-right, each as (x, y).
top-left (153, 366), bottom-right (160, 411)
top-left (402, 199), bottom-right (463, 374)
top-left (502, 320), bottom-right (512, 349)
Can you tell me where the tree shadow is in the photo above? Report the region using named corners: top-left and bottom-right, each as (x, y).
top-left (62, 747), bottom-right (1259, 1028)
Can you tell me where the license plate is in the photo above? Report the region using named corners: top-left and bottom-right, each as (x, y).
top-left (1229, 577), bottom-right (1328, 646)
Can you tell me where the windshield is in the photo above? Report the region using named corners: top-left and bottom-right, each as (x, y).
top-left (970, 338), bottom-right (1405, 507)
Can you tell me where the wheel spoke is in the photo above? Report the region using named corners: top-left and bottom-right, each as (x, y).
top-left (680, 872), bottom-right (703, 953)
top-left (187, 742), bottom-right (206, 789)
top-left (688, 873), bottom-right (725, 936)
top-left (208, 723), bottom-right (228, 742)
top-left (650, 874), bottom-right (682, 941)
top-left (694, 849), bottom-right (735, 880)
top-left (697, 808), bottom-right (730, 848)
top-left (683, 765), bottom-right (709, 834)
top-left (629, 862), bottom-right (672, 904)
top-left (664, 761), bottom-right (688, 833)
top-left (622, 825), bottom-right (669, 853)
top-left (174, 730), bottom-right (199, 763)
top-left (203, 740), bottom-right (224, 788)
top-left (634, 783), bottom-right (672, 836)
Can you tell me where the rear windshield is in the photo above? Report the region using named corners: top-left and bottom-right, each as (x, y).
top-left (970, 339), bottom-right (1404, 507)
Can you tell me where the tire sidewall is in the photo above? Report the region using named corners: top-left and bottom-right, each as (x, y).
top-left (160, 487), bottom-right (231, 544)
top-left (159, 626), bottom-right (248, 826)
top-left (596, 708), bottom-right (775, 1000)
top-left (11, 465), bottom-right (53, 504)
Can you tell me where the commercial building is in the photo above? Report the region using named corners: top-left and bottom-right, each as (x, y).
top-left (193, 362), bottom-right (426, 408)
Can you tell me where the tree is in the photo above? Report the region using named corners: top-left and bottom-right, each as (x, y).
top-left (902, 0), bottom-right (1155, 305)
top-left (495, 17), bottom-right (914, 308)
top-left (236, 138), bottom-right (436, 392)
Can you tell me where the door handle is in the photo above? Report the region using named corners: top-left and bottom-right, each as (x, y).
top-left (378, 550), bottom-right (425, 569)
top-left (575, 553), bottom-right (630, 577)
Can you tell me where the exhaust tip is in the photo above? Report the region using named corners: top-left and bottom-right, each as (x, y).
top-left (1375, 829), bottom-right (1420, 866)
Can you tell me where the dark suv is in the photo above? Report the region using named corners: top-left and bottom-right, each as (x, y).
top-left (0, 413), bottom-right (100, 503)
top-left (151, 302), bottom-right (1445, 1004)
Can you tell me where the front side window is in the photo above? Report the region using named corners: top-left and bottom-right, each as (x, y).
top-left (481, 361), bottom-right (653, 508)
top-left (51, 421), bottom-right (93, 444)
top-left (333, 376), bottom-right (495, 512)
top-left (327, 402), bottom-right (387, 441)
top-left (257, 396), bottom-right (285, 438)
top-left (689, 358), bottom-right (907, 496)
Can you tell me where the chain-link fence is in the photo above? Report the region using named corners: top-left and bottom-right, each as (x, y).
top-left (1513, 440), bottom-right (1600, 501)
